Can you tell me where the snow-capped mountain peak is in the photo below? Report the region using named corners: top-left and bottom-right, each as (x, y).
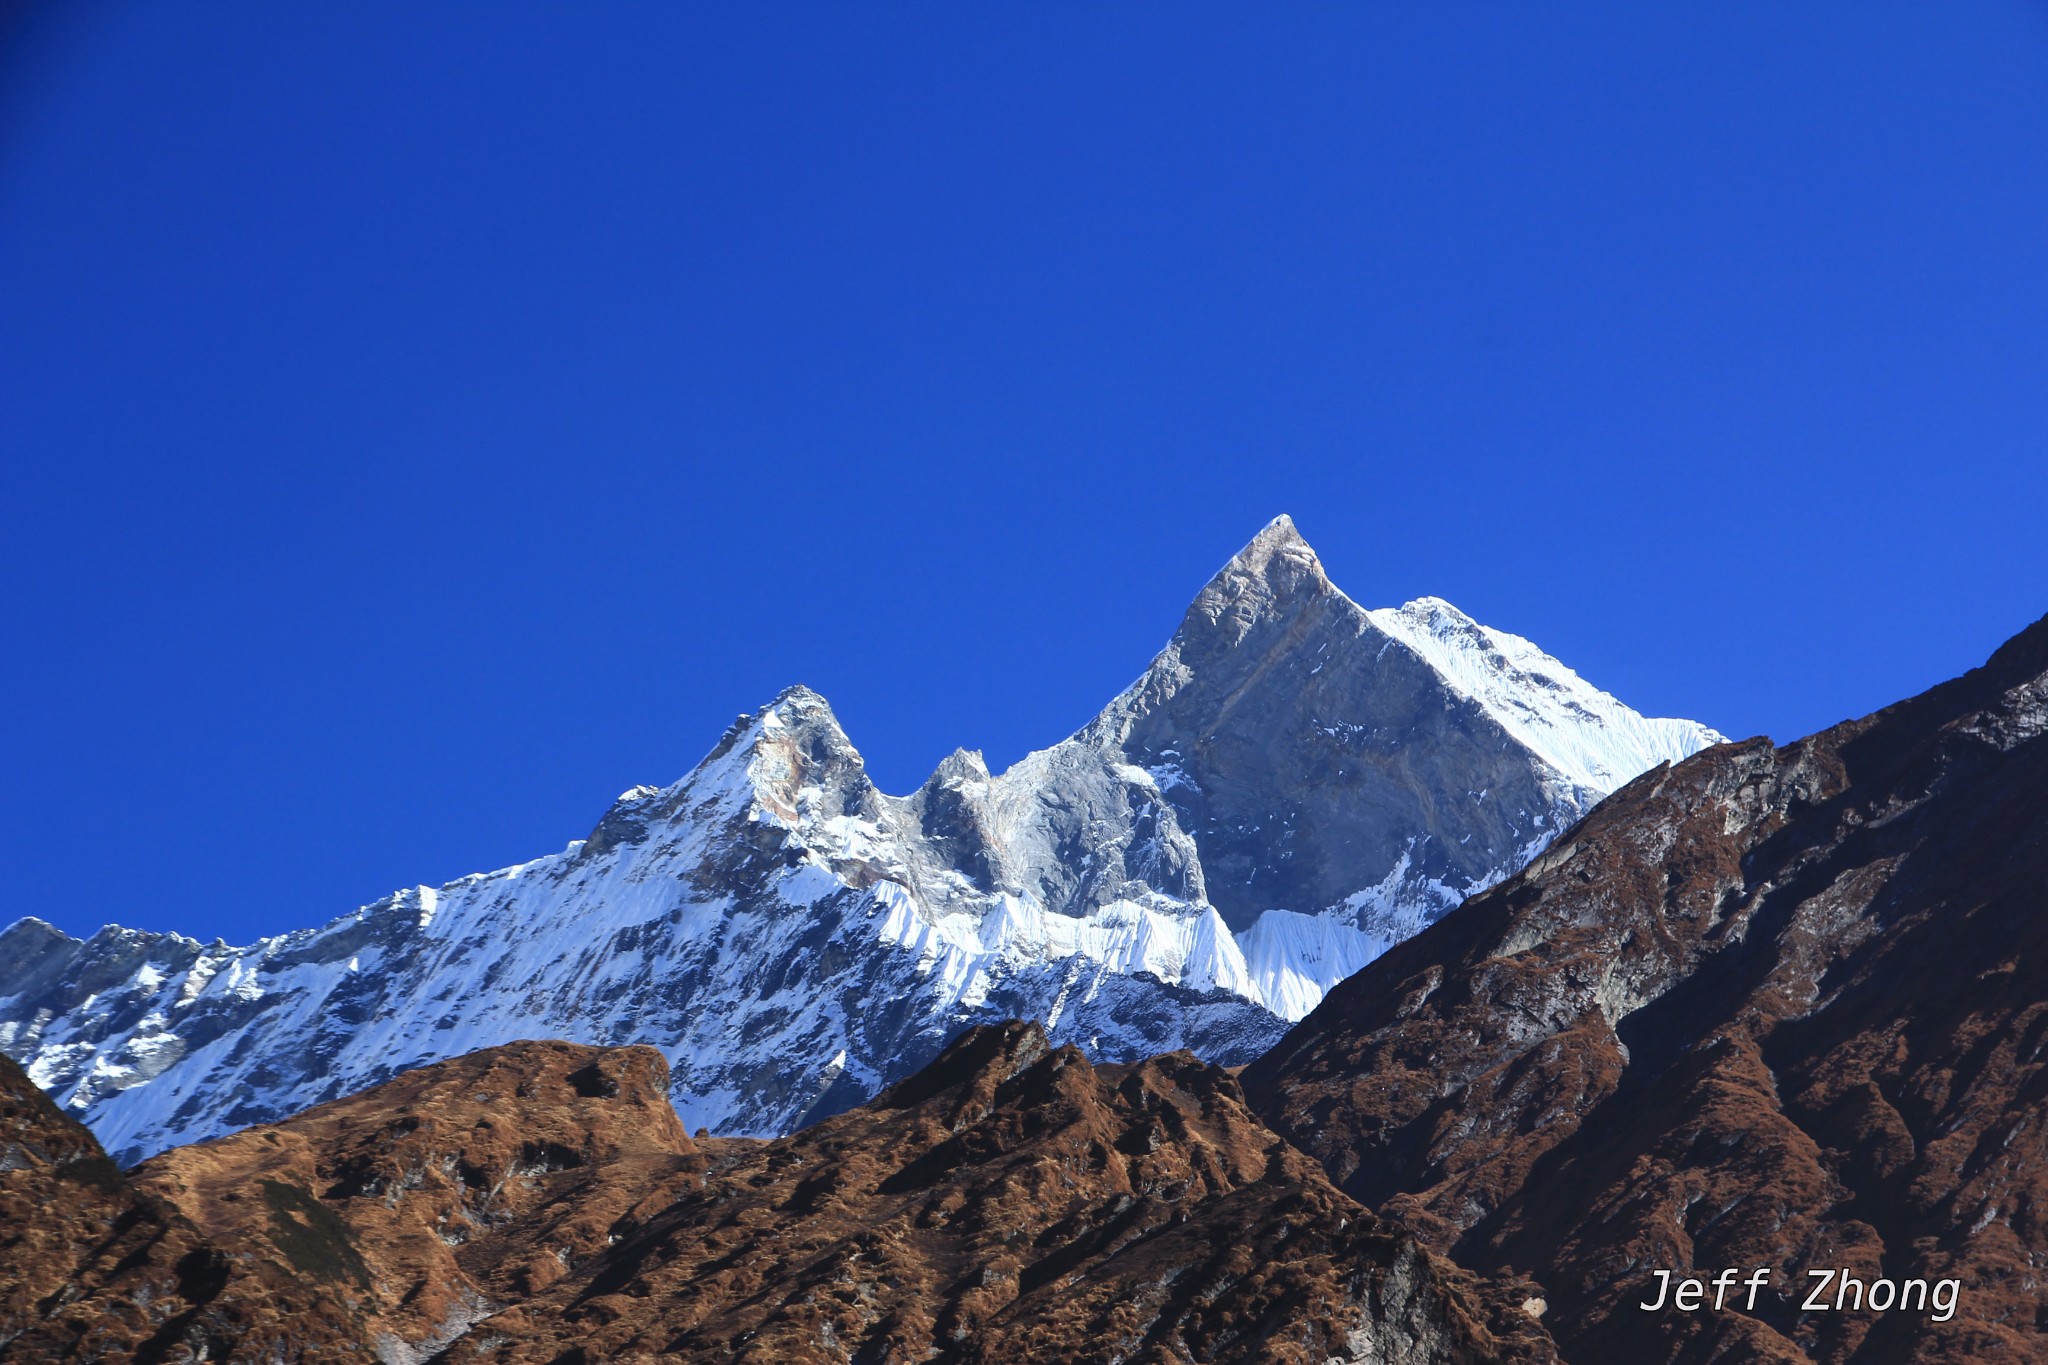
top-left (2, 517), bottom-right (1722, 1164)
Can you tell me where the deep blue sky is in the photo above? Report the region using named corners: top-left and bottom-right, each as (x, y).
top-left (5, 4), bottom-right (2046, 945)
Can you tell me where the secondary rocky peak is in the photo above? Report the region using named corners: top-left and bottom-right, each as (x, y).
top-left (723, 683), bottom-right (877, 826)
top-left (762, 680), bottom-right (836, 716)
top-left (0, 916), bottom-right (89, 1003)
top-left (701, 684), bottom-right (851, 763)
top-left (733, 683), bottom-right (862, 769)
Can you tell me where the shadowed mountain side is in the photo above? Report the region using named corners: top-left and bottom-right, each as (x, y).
top-left (1088, 517), bottom-right (1572, 929)
top-left (1244, 612), bottom-right (2048, 1364)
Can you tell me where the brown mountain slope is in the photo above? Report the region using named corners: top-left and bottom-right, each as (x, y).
top-left (450, 1022), bottom-right (1554, 1364)
top-left (134, 1039), bottom-right (702, 1360)
top-left (124, 1024), bottom-right (1554, 1363)
top-left (1243, 613), bottom-right (2048, 1364)
top-left (0, 1051), bottom-right (363, 1363)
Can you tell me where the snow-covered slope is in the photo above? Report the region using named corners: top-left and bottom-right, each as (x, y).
top-left (0, 691), bottom-right (1279, 1165)
top-left (0, 516), bottom-right (1721, 1163)
top-left (1365, 596), bottom-right (1718, 801)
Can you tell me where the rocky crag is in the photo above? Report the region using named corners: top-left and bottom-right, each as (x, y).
top-left (2, 516), bottom-right (1716, 1163)
top-left (1245, 612), bottom-right (2048, 1363)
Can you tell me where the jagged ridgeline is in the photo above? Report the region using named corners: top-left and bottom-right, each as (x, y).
top-left (1, 517), bottom-right (1718, 1163)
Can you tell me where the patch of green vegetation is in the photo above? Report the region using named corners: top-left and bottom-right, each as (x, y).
top-left (259, 1178), bottom-right (372, 1290)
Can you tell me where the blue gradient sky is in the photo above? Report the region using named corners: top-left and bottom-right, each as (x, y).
top-left (5, 4), bottom-right (2046, 944)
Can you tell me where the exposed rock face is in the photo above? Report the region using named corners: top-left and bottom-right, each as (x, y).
top-left (133, 1040), bottom-right (701, 1362)
top-left (1096, 523), bottom-right (1564, 930)
top-left (1245, 613), bottom-right (2048, 1363)
top-left (0, 1050), bottom-right (362, 1363)
top-left (2, 517), bottom-right (1716, 1163)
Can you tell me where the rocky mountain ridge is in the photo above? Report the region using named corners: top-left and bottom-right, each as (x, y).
top-left (1, 516), bottom-right (1718, 1163)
